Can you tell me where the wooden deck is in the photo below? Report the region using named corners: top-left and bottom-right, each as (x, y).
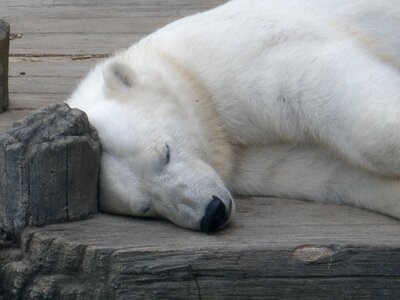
top-left (1, 1), bottom-right (400, 299)
top-left (3, 198), bottom-right (400, 299)
top-left (0, 0), bottom-right (224, 131)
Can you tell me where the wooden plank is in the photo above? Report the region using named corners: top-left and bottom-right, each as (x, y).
top-left (17, 196), bottom-right (400, 248)
top-left (1, 0), bottom-right (224, 6)
top-left (8, 58), bottom-right (98, 109)
top-left (3, 1), bottom-right (224, 55)
top-left (9, 75), bottom-right (81, 95)
top-left (0, 1), bottom-right (224, 14)
top-left (10, 33), bottom-right (142, 55)
top-left (9, 57), bottom-right (99, 77)
top-left (2, 10), bottom-right (179, 22)
top-left (2, 198), bottom-right (400, 298)
top-left (4, 17), bottom-right (177, 34)
top-left (8, 94), bottom-right (67, 110)
top-left (8, 75), bottom-right (77, 109)
top-left (1, 1), bottom-right (224, 29)
top-left (113, 277), bottom-right (400, 299)
top-left (3, 0), bottom-right (224, 112)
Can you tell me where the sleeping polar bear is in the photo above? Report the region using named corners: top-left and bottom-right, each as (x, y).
top-left (68, 0), bottom-right (400, 232)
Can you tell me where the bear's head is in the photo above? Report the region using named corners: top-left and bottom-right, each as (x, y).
top-left (68, 58), bottom-right (235, 232)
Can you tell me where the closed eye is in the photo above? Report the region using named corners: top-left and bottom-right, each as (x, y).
top-left (165, 144), bottom-right (170, 165)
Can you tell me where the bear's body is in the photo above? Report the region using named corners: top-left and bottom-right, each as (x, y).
top-left (68, 0), bottom-right (400, 231)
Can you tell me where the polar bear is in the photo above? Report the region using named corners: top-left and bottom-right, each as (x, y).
top-left (68, 0), bottom-right (400, 232)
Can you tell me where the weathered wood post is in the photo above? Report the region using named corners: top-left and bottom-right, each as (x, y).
top-left (0, 104), bottom-right (101, 243)
top-left (0, 20), bottom-right (9, 113)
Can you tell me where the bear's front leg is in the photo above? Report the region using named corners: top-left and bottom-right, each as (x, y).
top-left (231, 145), bottom-right (400, 219)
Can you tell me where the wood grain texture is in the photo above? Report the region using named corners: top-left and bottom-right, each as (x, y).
top-left (2, 0), bottom-right (225, 55)
top-left (8, 94), bottom-right (67, 110)
top-left (9, 33), bottom-right (142, 55)
top-left (1, 0), bottom-right (224, 117)
top-left (8, 58), bottom-right (100, 110)
top-left (1, 198), bottom-right (400, 299)
top-left (9, 57), bottom-right (100, 77)
top-left (0, 104), bottom-right (100, 241)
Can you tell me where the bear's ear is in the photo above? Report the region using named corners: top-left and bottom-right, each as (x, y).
top-left (102, 60), bottom-right (136, 93)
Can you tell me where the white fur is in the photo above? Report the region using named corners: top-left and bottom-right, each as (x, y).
top-left (68, 0), bottom-right (400, 230)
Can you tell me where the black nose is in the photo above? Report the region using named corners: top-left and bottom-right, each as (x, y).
top-left (200, 196), bottom-right (229, 233)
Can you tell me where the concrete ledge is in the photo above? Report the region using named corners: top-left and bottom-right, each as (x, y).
top-left (1, 197), bottom-right (400, 299)
top-left (0, 104), bottom-right (101, 243)
top-left (0, 20), bottom-right (9, 113)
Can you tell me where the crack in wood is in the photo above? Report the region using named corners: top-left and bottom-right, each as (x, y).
top-left (188, 265), bottom-right (202, 300)
top-left (10, 54), bottom-right (109, 63)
